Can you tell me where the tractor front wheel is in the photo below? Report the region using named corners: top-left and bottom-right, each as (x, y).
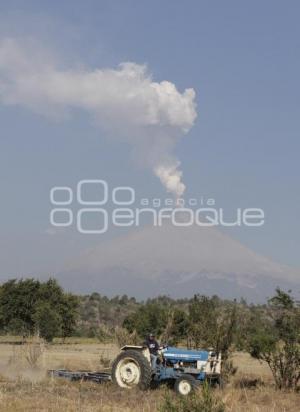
top-left (174, 374), bottom-right (197, 396)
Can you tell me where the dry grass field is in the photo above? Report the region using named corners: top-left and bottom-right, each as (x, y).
top-left (0, 339), bottom-right (299, 411)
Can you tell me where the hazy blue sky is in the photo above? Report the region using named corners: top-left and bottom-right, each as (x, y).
top-left (0, 0), bottom-right (299, 279)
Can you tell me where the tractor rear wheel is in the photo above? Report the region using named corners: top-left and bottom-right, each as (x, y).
top-left (111, 350), bottom-right (152, 390)
top-left (174, 374), bottom-right (197, 396)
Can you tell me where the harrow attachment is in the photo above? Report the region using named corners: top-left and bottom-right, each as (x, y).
top-left (48, 369), bottom-right (111, 383)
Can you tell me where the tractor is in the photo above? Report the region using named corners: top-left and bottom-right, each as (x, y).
top-left (111, 345), bottom-right (222, 395)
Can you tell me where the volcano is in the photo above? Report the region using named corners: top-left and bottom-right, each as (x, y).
top-left (57, 223), bottom-right (300, 302)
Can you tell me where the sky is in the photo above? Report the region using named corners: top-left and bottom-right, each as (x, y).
top-left (0, 0), bottom-right (299, 280)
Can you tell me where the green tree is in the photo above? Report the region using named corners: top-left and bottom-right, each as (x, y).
top-left (0, 278), bottom-right (79, 341)
top-left (188, 295), bottom-right (218, 348)
top-left (59, 294), bottom-right (80, 339)
top-left (247, 288), bottom-right (300, 390)
top-left (160, 307), bottom-right (189, 345)
top-left (0, 279), bottom-right (41, 335)
top-left (123, 302), bottom-right (168, 338)
top-left (34, 302), bottom-right (62, 342)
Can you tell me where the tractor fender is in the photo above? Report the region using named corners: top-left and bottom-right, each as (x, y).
top-left (120, 345), bottom-right (151, 363)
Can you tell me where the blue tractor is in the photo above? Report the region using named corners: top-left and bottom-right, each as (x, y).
top-left (111, 345), bottom-right (222, 395)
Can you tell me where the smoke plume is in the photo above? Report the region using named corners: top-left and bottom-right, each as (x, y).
top-left (0, 38), bottom-right (197, 196)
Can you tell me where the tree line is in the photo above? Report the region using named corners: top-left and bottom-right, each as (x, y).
top-left (0, 278), bottom-right (79, 342)
top-left (0, 279), bottom-right (299, 390)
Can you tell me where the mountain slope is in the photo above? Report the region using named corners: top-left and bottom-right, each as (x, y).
top-left (57, 223), bottom-right (300, 301)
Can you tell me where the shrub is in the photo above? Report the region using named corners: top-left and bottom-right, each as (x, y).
top-left (159, 383), bottom-right (225, 412)
top-left (22, 338), bottom-right (45, 368)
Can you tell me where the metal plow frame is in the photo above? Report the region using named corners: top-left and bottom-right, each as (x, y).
top-left (48, 369), bottom-right (111, 383)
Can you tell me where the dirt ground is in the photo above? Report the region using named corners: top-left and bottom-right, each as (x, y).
top-left (0, 340), bottom-right (298, 412)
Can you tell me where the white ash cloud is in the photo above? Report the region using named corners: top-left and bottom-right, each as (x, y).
top-left (0, 38), bottom-right (197, 196)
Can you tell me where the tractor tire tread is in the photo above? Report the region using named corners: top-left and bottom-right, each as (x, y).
top-left (111, 349), bottom-right (152, 390)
